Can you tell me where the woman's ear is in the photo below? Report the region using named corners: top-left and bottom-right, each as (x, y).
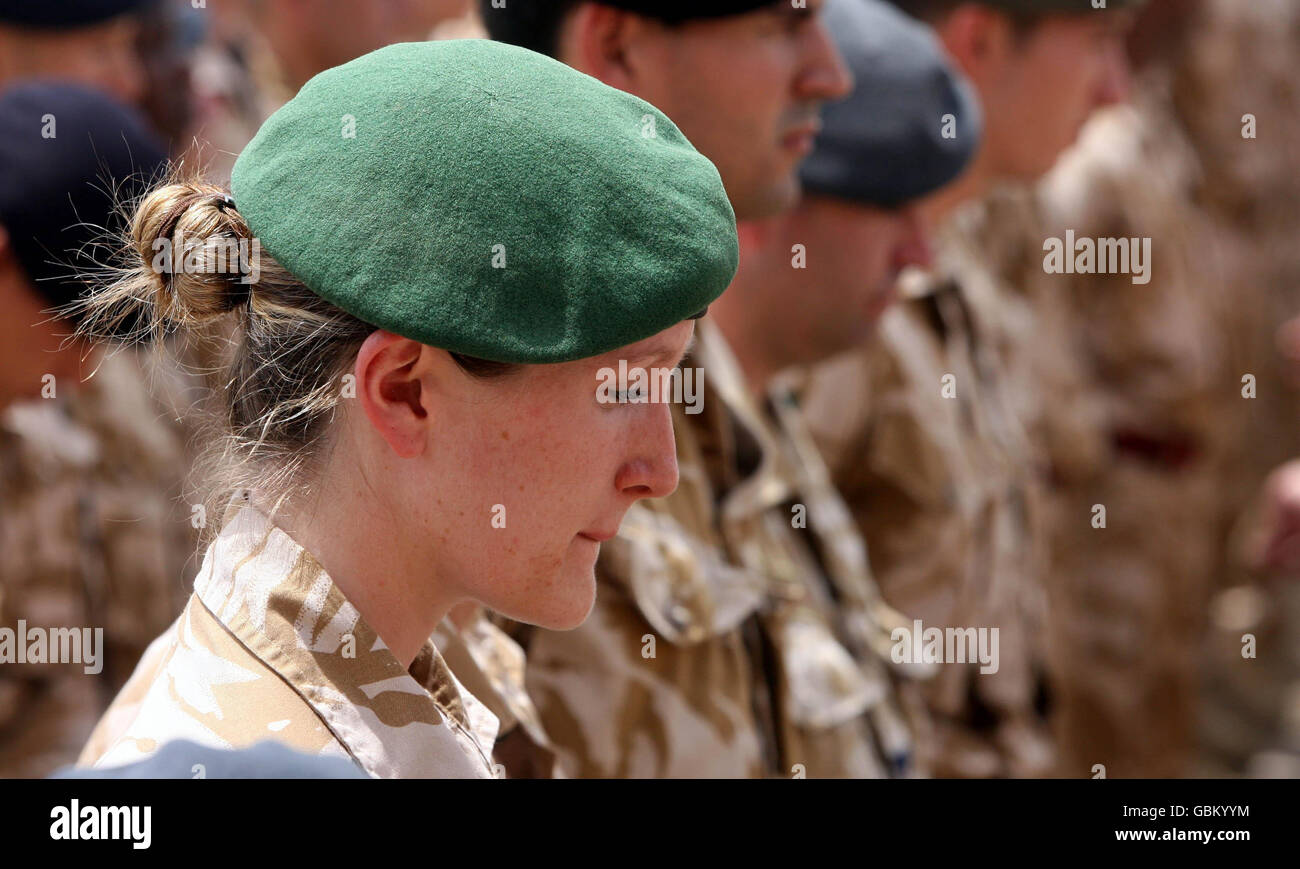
top-left (354, 331), bottom-right (431, 459)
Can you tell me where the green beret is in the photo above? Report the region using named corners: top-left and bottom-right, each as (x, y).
top-left (231, 40), bottom-right (737, 364)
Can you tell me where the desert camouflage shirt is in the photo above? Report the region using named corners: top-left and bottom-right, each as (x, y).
top-left (1028, 96), bottom-right (1232, 778)
top-left (515, 322), bottom-right (924, 778)
top-left (0, 349), bottom-right (195, 778)
top-left (79, 502), bottom-right (499, 778)
top-left (801, 201), bottom-right (1056, 778)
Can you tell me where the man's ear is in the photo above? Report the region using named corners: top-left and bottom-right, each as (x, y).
top-left (0, 223), bottom-right (23, 286)
top-left (563, 3), bottom-right (642, 91)
top-left (736, 217), bottom-right (778, 264)
top-left (939, 5), bottom-right (1014, 87)
top-left (355, 331), bottom-right (431, 459)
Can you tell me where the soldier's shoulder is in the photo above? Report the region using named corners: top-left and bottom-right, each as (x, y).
top-left (87, 598), bottom-right (339, 769)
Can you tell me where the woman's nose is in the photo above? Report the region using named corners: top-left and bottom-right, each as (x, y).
top-left (617, 404), bottom-right (680, 500)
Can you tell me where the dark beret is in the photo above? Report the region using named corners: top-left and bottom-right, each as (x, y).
top-left (51, 739), bottom-right (367, 779)
top-left (231, 40), bottom-right (737, 365)
top-left (0, 82), bottom-right (167, 311)
top-left (478, 0), bottom-right (781, 26)
top-left (888, 0), bottom-right (1144, 14)
top-left (583, 0), bottom-right (782, 20)
top-left (0, 0), bottom-right (151, 28)
top-left (799, 0), bottom-right (981, 209)
top-left (992, 0), bottom-right (1147, 10)
top-left (479, 0), bottom-right (791, 58)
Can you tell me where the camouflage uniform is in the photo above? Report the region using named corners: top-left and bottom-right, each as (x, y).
top-left (1026, 98), bottom-right (1230, 778)
top-left (185, 31), bottom-right (294, 182)
top-left (1024, 0), bottom-right (1300, 778)
top-left (79, 501), bottom-right (499, 778)
top-left (187, 7), bottom-right (486, 182)
top-left (432, 609), bottom-right (560, 778)
top-left (515, 322), bottom-right (923, 778)
top-left (0, 349), bottom-right (195, 778)
top-left (1156, 0), bottom-right (1300, 777)
top-left (799, 197), bottom-right (1056, 779)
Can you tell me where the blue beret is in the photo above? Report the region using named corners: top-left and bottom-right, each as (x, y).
top-left (0, 0), bottom-right (150, 28)
top-left (0, 82), bottom-right (167, 311)
top-left (799, 0), bottom-right (981, 208)
top-left (51, 739), bottom-right (367, 779)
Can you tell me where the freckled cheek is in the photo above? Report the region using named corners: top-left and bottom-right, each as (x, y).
top-left (467, 410), bottom-right (589, 513)
top-left (543, 422), bottom-right (624, 519)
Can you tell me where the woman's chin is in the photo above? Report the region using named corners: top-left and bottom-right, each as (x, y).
top-left (534, 558), bottom-right (598, 631)
top-left (491, 563), bottom-right (596, 631)
top-left (549, 566), bottom-right (598, 630)
top-left (537, 603), bottom-right (593, 631)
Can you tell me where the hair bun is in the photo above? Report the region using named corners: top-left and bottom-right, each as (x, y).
top-left (132, 183), bottom-right (256, 327)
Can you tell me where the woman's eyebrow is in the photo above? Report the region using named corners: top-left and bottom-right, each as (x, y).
top-left (623, 328), bottom-right (698, 371)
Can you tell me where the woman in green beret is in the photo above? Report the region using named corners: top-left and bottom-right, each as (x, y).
top-left (72, 39), bottom-right (737, 778)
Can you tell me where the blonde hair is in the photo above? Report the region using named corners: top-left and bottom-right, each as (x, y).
top-left (72, 174), bottom-right (379, 541)
top-left (74, 171), bottom-right (521, 542)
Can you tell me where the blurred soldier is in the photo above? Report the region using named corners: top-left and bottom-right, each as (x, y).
top-left (800, 0), bottom-right (1135, 777)
top-left (428, 0), bottom-right (484, 39)
top-left (480, 0), bottom-right (851, 220)
top-left (133, 0), bottom-right (205, 149)
top-left (0, 1), bottom-right (150, 104)
top-left (1031, 102), bottom-right (1222, 778)
top-left (187, 0), bottom-right (473, 180)
top-left (0, 83), bottom-right (191, 777)
top-left (486, 0), bottom-right (978, 777)
top-left (1146, 0), bottom-right (1300, 777)
top-left (1025, 0), bottom-right (1300, 778)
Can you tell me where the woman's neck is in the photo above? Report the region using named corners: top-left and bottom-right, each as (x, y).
top-left (266, 476), bottom-right (456, 670)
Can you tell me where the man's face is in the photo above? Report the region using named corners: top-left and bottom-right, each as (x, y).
top-left (0, 16), bottom-right (146, 105)
top-left (0, 261), bottom-right (92, 410)
top-left (271, 0), bottom-right (397, 70)
top-left (263, 0), bottom-right (449, 83)
top-left (983, 13), bottom-right (1131, 180)
top-left (743, 194), bottom-right (931, 370)
top-left (619, 1), bottom-right (851, 220)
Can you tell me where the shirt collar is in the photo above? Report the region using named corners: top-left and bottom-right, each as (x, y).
top-left (194, 502), bottom-right (499, 778)
top-left (690, 320), bottom-right (793, 520)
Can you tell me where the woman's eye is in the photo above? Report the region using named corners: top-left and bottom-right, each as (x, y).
top-left (617, 386), bottom-right (645, 402)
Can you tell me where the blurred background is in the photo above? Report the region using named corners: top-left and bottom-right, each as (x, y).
top-left (2, 0), bottom-right (1300, 779)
